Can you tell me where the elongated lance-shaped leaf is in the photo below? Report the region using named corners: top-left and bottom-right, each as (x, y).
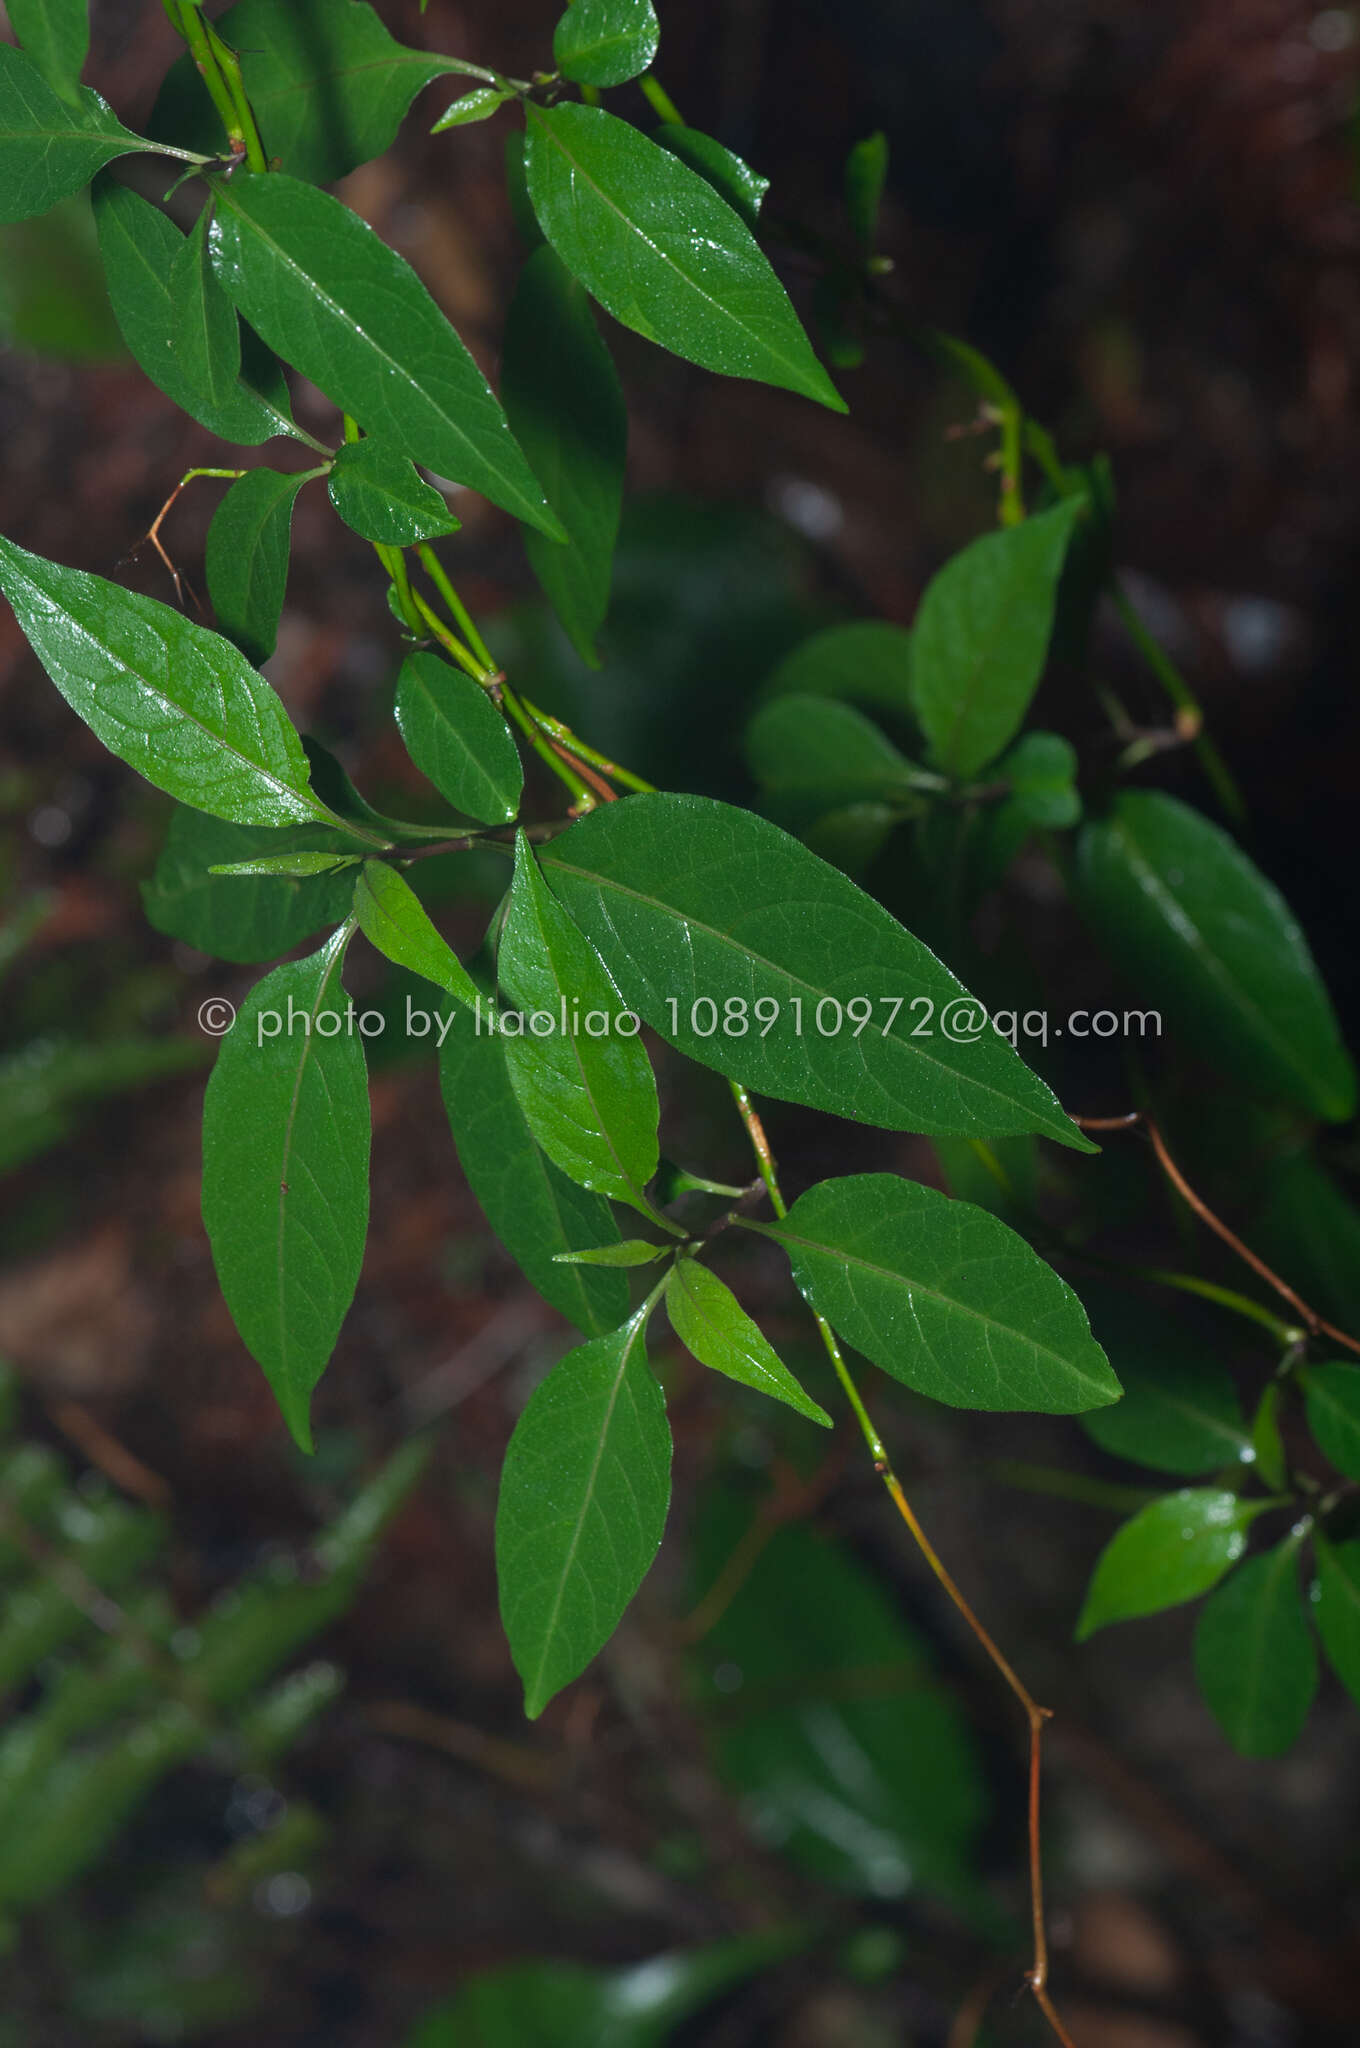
top-left (754, 1173), bottom-right (1119, 1414)
top-left (206, 467), bottom-right (311, 666)
top-left (496, 1302), bottom-right (671, 1716)
top-left (142, 808), bottom-right (361, 965)
top-left (1193, 1538), bottom-right (1317, 1755)
top-left (498, 833), bottom-right (660, 1214)
top-left (524, 103), bottom-right (845, 412)
top-left (554, 0), bottom-right (659, 87)
top-left (326, 437), bottom-right (458, 547)
top-left (393, 652), bottom-right (523, 825)
top-left (440, 1010), bottom-right (630, 1336)
top-left (656, 127), bottom-right (769, 232)
top-left (1076, 1489), bottom-right (1269, 1638)
top-left (352, 861), bottom-right (480, 1007)
top-left (6, 0), bottom-right (89, 103)
top-left (538, 794), bottom-right (1093, 1148)
top-left (1301, 1362), bottom-right (1360, 1481)
top-left (0, 535), bottom-right (332, 827)
top-left (0, 43), bottom-right (183, 225)
top-left (169, 204), bottom-right (240, 414)
top-left (201, 924), bottom-right (371, 1451)
top-left (1077, 1285), bottom-right (1249, 1476)
top-left (1315, 1532), bottom-right (1360, 1707)
top-left (665, 1255), bottom-right (831, 1425)
top-left (503, 245), bottom-right (626, 666)
top-left (207, 173), bottom-right (564, 539)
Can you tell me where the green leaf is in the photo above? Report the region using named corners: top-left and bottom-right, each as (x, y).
top-left (201, 925), bottom-right (371, 1451)
top-left (1077, 1288), bottom-right (1250, 1476)
top-left (206, 467), bottom-right (311, 666)
top-left (1074, 792), bottom-right (1356, 1122)
top-left (756, 1173), bottom-right (1119, 1414)
top-left (439, 1013), bottom-right (630, 1336)
top-left (1314, 1532), bottom-right (1360, 1707)
top-left (538, 793), bottom-right (1093, 1148)
top-left (430, 86), bottom-right (511, 132)
top-left (393, 652), bottom-right (523, 825)
top-left (0, 44), bottom-right (176, 225)
top-left (169, 205), bottom-right (240, 413)
top-left (91, 176), bottom-right (292, 446)
top-left (502, 245), bottom-right (626, 666)
top-left (524, 104), bottom-right (844, 412)
top-left (554, 0), bottom-right (659, 86)
top-left (1250, 1381), bottom-right (1287, 1494)
top-left (6, 0), bottom-right (89, 103)
top-left (207, 173), bottom-right (563, 538)
top-left (665, 1256), bottom-right (831, 1425)
top-left (0, 535), bottom-right (330, 827)
top-left (763, 619), bottom-right (913, 715)
top-left (997, 730), bottom-right (1081, 828)
top-left (555, 1240), bottom-right (669, 1267)
top-left (326, 437), bottom-right (458, 546)
top-left (1302, 1362), bottom-right (1360, 1481)
top-left (149, 0), bottom-right (451, 185)
top-left (844, 130), bottom-right (888, 252)
top-left (746, 694), bottom-right (930, 810)
top-left (908, 499), bottom-right (1083, 779)
top-left (1194, 1538), bottom-right (1316, 1755)
top-left (1076, 1489), bottom-right (1267, 1638)
top-left (497, 834), bottom-right (660, 1212)
top-left (496, 1304), bottom-right (670, 1717)
top-left (654, 126), bottom-right (768, 232)
top-left (142, 809), bottom-right (358, 964)
top-left (210, 852), bottom-right (358, 877)
top-left (352, 861), bottom-right (479, 1007)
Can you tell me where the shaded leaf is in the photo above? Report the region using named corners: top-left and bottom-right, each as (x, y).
top-left (1250, 1382), bottom-right (1287, 1494)
top-left (326, 437), bottom-right (458, 546)
top-left (1078, 1287), bottom-right (1250, 1476)
top-left (6, 0), bottom-right (89, 103)
top-left (763, 619), bottom-right (913, 716)
top-left (1314, 1533), bottom-right (1360, 1708)
top-left (998, 730), bottom-right (1080, 829)
top-left (665, 1256), bottom-right (830, 1424)
top-left (1194, 1538), bottom-right (1316, 1755)
top-left (554, 0), bottom-right (659, 88)
top-left (654, 126), bottom-right (768, 231)
top-left (169, 205), bottom-right (240, 412)
top-left (746, 694), bottom-right (930, 811)
top-left (845, 130), bottom-right (888, 252)
top-left (206, 467), bottom-right (311, 666)
top-left (352, 860), bottom-right (479, 1006)
top-left (393, 651), bottom-right (523, 825)
top-left (1302, 1362), bottom-right (1360, 1482)
top-left (142, 809), bottom-right (358, 964)
top-left (0, 44), bottom-right (175, 225)
top-left (1076, 1489), bottom-right (1267, 1638)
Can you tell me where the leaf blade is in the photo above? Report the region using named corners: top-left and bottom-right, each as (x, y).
top-left (326, 437), bottom-right (458, 546)
top-left (1076, 1489), bottom-right (1265, 1638)
top-left (665, 1257), bottom-right (831, 1424)
top-left (393, 651), bottom-right (523, 825)
top-left (1193, 1539), bottom-right (1317, 1755)
top-left (352, 861), bottom-right (480, 1007)
top-left (0, 46), bottom-right (167, 224)
top-left (1302, 1362), bottom-right (1360, 1481)
top-left (205, 467), bottom-right (309, 666)
top-left (553, 0), bottom-right (660, 88)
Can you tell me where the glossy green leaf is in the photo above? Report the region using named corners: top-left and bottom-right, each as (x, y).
top-left (665, 1255), bottom-right (831, 1425)
top-left (0, 44), bottom-right (177, 225)
top-left (524, 104), bottom-right (844, 411)
top-left (497, 834), bottom-right (660, 1212)
top-left (746, 694), bottom-right (930, 810)
top-left (554, 0), bottom-right (659, 86)
top-left (502, 245), bottom-right (626, 666)
top-left (1076, 1489), bottom-right (1267, 1639)
top-left (210, 853), bottom-right (358, 877)
top-left (539, 794), bottom-right (1093, 1148)
top-left (998, 730), bottom-right (1081, 828)
top-left (1302, 1362), bottom-right (1360, 1481)
top-left (207, 173), bottom-right (562, 537)
top-left (439, 1014), bottom-right (630, 1335)
top-left (150, 0), bottom-right (451, 185)
top-left (352, 860), bottom-right (479, 1007)
top-left (430, 87), bottom-right (511, 132)
top-left (169, 205), bottom-right (240, 413)
top-left (1078, 1288), bottom-right (1250, 1476)
top-left (206, 467), bottom-right (311, 666)
top-left (201, 925), bottom-right (370, 1452)
top-left (91, 176), bottom-right (292, 445)
top-left (908, 499), bottom-right (1082, 778)
top-left (0, 535), bottom-right (331, 827)
top-left (1194, 1537), bottom-right (1316, 1754)
top-left (496, 1304), bottom-right (670, 1716)
top-left (556, 1239), bottom-right (669, 1267)
top-left (756, 1173), bottom-right (1118, 1413)
top-left (654, 126), bottom-right (768, 231)
top-left (1314, 1533), bottom-right (1360, 1707)
top-left (326, 438), bottom-right (458, 546)
top-left (6, 0), bottom-right (89, 103)
top-left (142, 809), bottom-right (358, 964)
top-left (764, 619), bottom-right (913, 715)
top-left (1075, 793), bottom-right (1356, 1122)
top-left (393, 651), bottom-right (523, 825)
top-left (845, 130), bottom-right (888, 251)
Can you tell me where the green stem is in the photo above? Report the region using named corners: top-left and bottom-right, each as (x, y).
top-left (415, 547), bottom-right (496, 672)
top-left (379, 546), bottom-right (426, 638)
top-left (518, 699), bottom-right (656, 794)
top-left (639, 75), bottom-right (684, 125)
top-left (165, 1), bottom-right (245, 154)
top-left (998, 402), bottom-right (1025, 526)
top-left (499, 682), bottom-right (596, 811)
top-left (1111, 585), bottom-right (1245, 823)
top-left (1137, 1267), bottom-right (1304, 1347)
top-left (202, 14), bottom-right (268, 172)
top-left (408, 587), bottom-right (484, 677)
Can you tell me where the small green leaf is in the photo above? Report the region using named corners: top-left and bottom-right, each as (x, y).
top-left (1193, 1537), bottom-right (1316, 1755)
top-left (763, 620), bottom-right (913, 716)
top-left (1250, 1382), bottom-right (1288, 1494)
top-left (502, 245), bottom-right (626, 666)
top-left (206, 467), bottom-right (311, 666)
top-left (326, 438), bottom-right (458, 546)
top-left (352, 861), bottom-right (479, 1007)
top-left (746, 694), bottom-right (930, 811)
top-left (201, 925), bottom-right (371, 1452)
top-left (207, 173), bottom-right (563, 538)
top-left (1078, 1288), bottom-right (1250, 1476)
top-left (1076, 1489), bottom-right (1267, 1639)
top-left (654, 126), bottom-right (768, 232)
top-left (92, 176), bottom-right (292, 446)
top-left (908, 499), bottom-right (1083, 779)
top-left (6, 0), bottom-right (89, 103)
top-left (210, 852), bottom-right (358, 877)
top-left (393, 651), bottom-right (523, 825)
top-left (555, 1239), bottom-right (669, 1267)
top-left (553, 0), bottom-right (659, 87)
top-left (496, 1304), bottom-right (670, 1717)
top-left (844, 130), bottom-right (888, 252)
top-left (1314, 1532), bottom-right (1360, 1707)
top-left (169, 205), bottom-right (240, 412)
top-left (1075, 793), bottom-right (1356, 1122)
top-left (440, 1013), bottom-right (630, 1336)
top-left (1302, 1362), bottom-right (1360, 1481)
top-left (142, 809), bottom-right (358, 964)
top-left (497, 834), bottom-right (660, 1213)
top-left (997, 731), bottom-right (1081, 828)
top-left (524, 103), bottom-right (844, 412)
top-left (665, 1256), bottom-right (831, 1425)
top-left (757, 1173), bottom-right (1119, 1414)
top-left (0, 535), bottom-right (330, 827)
top-left (430, 86), bottom-right (511, 131)
top-left (0, 44), bottom-right (175, 225)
